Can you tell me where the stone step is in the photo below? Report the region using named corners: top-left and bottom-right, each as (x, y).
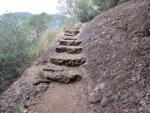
top-left (50, 55), bottom-right (86, 67)
top-left (63, 37), bottom-right (77, 40)
top-left (56, 46), bottom-right (83, 54)
top-left (64, 33), bottom-right (74, 36)
top-left (34, 70), bottom-right (82, 85)
top-left (59, 40), bottom-right (82, 46)
top-left (64, 28), bottom-right (80, 35)
top-left (43, 63), bottom-right (79, 72)
top-left (73, 30), bottom-right (80, 35)
top-left (43, 66), bottom-right (64, 72)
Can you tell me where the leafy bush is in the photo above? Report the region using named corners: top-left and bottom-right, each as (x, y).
top-left (148, 1), bottom-right (150, 11)
top-left (93, 0), bottom-right (129, 11)
top-left (0, 13), bottom-right (55, 92)
top-left (74, 0), bottom-right (99, 22)
top-left (58, 0), bottom-right (129, 22)
top-left (31, 29), bottom-right (55, 57)
top-left (14, 105), bottom-right (21, 113)
top-left (60, 17), bottom-right (78, 30)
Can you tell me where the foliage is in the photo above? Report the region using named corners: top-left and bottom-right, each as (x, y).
top-left (0, 13), bottom-right (55, 92)
top-left (57, 0), bottom-right (76, 16)
top-left (93, 0), bottom-right (130, 11)
top-left (58, 0), bottom-right (99, 22)
top-left (148, 0), bottom-right (150, 11)
top-left (58, 0), bottom-right (129, 22)
top-left (31, 29), bottom-right (55, 57)
top-left (60, 16), bottom-right (78, 30)
top-left (26, 13), bottom-right (52, 38)
top-left (74, 0), bottom-right (99, 22)
top-left (14, 105), bottom-right (21, 113)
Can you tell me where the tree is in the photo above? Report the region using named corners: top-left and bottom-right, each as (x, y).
top-left (93, 0), bottom-right (129, 11)
top-left (0, 13), bottom-right (31, 92)
top-left (74, 0), bottom-right (99, 22)
top-left (148, 0), bottom-right (150, 11)
top-left (0, 12), bottom-right (55, 92)
top-left (58, 0), bottom-right (99, 22)
top-left (57, 0), bottom-right (130, 22)
top-left (57, 0), bottom-right (76, 16)
top-left (27, 13), bottom-right (51, 38)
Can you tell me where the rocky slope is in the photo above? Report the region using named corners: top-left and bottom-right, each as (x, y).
top-left (0, 29), bottom-right (89, 113)
top-left (79, 0), bottom-right (150, 112)
top-left (1, 0), bottom-right (150, 113)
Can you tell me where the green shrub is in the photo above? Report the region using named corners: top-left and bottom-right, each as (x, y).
top-left (58, 0), bottom-right (129, 22)
top-left (74, 0), bottom-right (99, 22)
top-left (14, 105), bottom-right (21, 113)
top-left (148, 1), bottom-right (150, 11)
top-left (31, 29), bottom-right (55, 57)
top-left (60, 17), bottom-right (78, 30)
top-left (0, 13), bottom-right (55, 93)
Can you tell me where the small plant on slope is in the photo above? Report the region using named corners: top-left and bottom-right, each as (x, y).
top-left (14, 105), bottom-right (21, 113)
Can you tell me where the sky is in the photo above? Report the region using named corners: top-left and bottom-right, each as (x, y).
top-left (0, 0), bottom-right (59, 15)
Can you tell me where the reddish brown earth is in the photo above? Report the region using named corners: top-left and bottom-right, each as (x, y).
top-left (79, 0), bottom-right (150, 113)
top-left (0, 30), bottom-right (89, 113)
top-left (1, 0), bottom-right (150, 113)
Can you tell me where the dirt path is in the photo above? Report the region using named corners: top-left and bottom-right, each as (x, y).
top-left (25, 31), bottom-right (89, 113)
top-left (28, 80), bottom-right (88, 113)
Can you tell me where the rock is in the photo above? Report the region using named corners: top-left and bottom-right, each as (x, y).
top-left (50, 57), bottom-right (86, 67)
top-left (101, 97), bottom-right (115, 107)
top-left (63, 37), bottom-right (77, 40)
top-left (33, 79), bottom-right (51, 86)
top-left (64, 28), bottom-right (80, 35)
top-left (88, 92), bottom-right (102, 104)
top-left (55, 46), bottom-right (83, 54)
top-left (33, 71), bottom-right (82, 85)
top-left (45, 73), bottom-right (82, 84)
top-left (23, 109), bottom-right (28, 113)
top-left (59, 40), bottom-right (82, 46)
top-left (43, 66), bottom-right (63, 72)
top-left (64, 33), bottom-right (74, 36)
top-left (93, 83), bottom-right (105, 92)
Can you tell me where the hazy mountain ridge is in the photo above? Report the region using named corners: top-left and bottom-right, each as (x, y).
top-left (0, 12), bottom-right (66, 30)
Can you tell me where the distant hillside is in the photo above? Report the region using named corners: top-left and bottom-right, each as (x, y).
top-left (0, 12), bottom-right (32, 21)
top-left (11, 12), bottom-right (33, 17)
top-left (48, 14), bottom-right (66, 30)
top-left (0, 12), bottom-right (66, 30)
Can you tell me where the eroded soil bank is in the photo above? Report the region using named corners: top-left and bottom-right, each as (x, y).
top-left (79, 0), bottom-right (150, 112)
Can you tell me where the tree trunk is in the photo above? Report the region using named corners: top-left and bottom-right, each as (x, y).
top-left (36, 29), bottom-right (40, 38)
